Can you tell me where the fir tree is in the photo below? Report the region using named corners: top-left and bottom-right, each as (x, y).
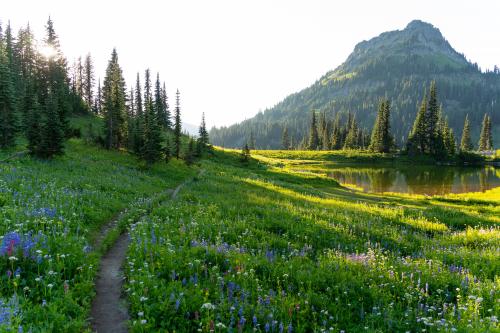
top-left (460, 114), bottom-right (473, 152)
top-left (343, 114), bottom-right (359, 150)
top-left (308, 110), bottom-right (319, 150)
top-left (478, 114), bottom-right (493, 151)
top-left (197, 112), bottom-right (209, 154)
top-left (154, 73), bottom-right (164, 128)
top-left (281, 126), bottom-right (290, 150)
top-left (83, 53), bottom-right (94, 109)
top-left (426, 81), bottom-right (439, 154)
top-left (38, 89), bottom-right (64, 157)
top-left (407, 93), bottom-right (427, 154)
top-left (133, 73), bottom-right (145, 156)
top-left (369, 99), bottom-right (393, 153)
top-left (173, 89), bottom-right (182, 158)
top-left (25, 81), bottom-right (41, 154)
top-left (240, 143), bottom-right (251, 163)
top-left (0, 40), bottom-right (17, 148)
top-left (330, 113), bottom-right (341, 150)
top-left (102, 48), bottom-right (127, 149)
top-left (184, 137), bottom-right (196, 166)
top-left (161, 82), bottom-right (171, 129)
top-left (142, 69), bottom-right (163, 165)
top-left (164, 137), bottom-right (171, 163)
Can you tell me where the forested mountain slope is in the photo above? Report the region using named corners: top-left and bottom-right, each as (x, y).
top-left (210, 20), bottom-right (500, 149)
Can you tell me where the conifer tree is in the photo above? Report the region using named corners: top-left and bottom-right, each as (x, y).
top-left (184, 137), bottom-right (196, 165)
top-left (132, 73), bottom-right (145, 156)
top-left (142, 69), bottom-right (163, 165)
top-left (38, 88), bottom-right (64, 157)
top-left (308, 110), bottom-right (319, 150)
top-left (248, 130), bottom-right (256, 150)
top-left (426, 81), bottom-right (439, 154)
top-left (343, 114), bottom-right (359, 150)
top-left (330, 113), bottom-right (341, 150)
top-left (173, 89), bottom-right (182, 158)
top-left (281, 126), bottom-right (290, 150)
top-left (94, 78), bottom-right (102, 114)
top-left (460, 114), bottom-right (473, 152)
top-left (25, 81), bottom-right (41, 154)
top-left (102, 48), bottom-right (127, 149)
top-left (154, 73), bottom-right (164, 128)
top-left (83, 53), bottom-right (94, 109)
top-left (407, 93), bottom-right (427, 154)
top-left (241, 143), bottom-right (251, 163)
top-left (164, 137), bottom-right (171, 163)
top-left (161, 82), bottom-right (171, 129)
top-left (478, 114), bottom-right (493, 151)
top-left (369, 99), bottom-right (393, 153)
top-left (0, 39), bottom-right (17, 148)
top-left (197, 112), bottom-right (209, 154)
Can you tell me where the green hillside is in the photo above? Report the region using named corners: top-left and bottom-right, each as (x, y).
top-left (210, 20), bottom-right (500, 149)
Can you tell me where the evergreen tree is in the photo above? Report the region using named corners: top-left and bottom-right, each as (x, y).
top-left (38, 88), bottom-right (64, 157)
top-left (25, 81), bottom-right (41, 154)
top-left (369, 99), bottom-right (393, 153)
top-left (143, 69), bottom-right (163, 165)
top-left (460, 114), bottom-right (473, 152)
top-left (83, 53), bottom-right (94, 109)
top-left (184, 137), bottom-right (196, 165)
top-left (478, 114), bottom-right (493, 151)
top-left (308, 110), bottom-right (319, 150)
top-left (197, 112), bottom-right (209, 153)
top-left (407, 93), bottom-right (427, 154)
top-left (173, 89), bottom-right (182, 158)
top-left (248, 130), bottom-right (256, 150)
top-left (426, 81), bottom-right (439, 154)
top-left (343, 114), bottom-right (359, 149)
top-left (154, 73), bottom-right (164, 128)
top-left (0, 39), bottom-right (17, 148)
top-left (102, 48), bottom-right (127, 149)
top-left (132, 73), bottom-right (145, 156)
top-left (281, 126), bottom-right (290, 150)
top-left (164, 137), bottom-right (171, 163)
top-left (330, 113), bottom-right (341, 150)
top-left (161, 82), bottom-right (171, 129)
top-left (94, 78), bottom-right (102, 114)
top-left (240, 143), bottom-right (251, 163)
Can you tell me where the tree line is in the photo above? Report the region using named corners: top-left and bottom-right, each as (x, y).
top-left (281, 81), bottom-right (493, 158)
top-left (0, 18), bottom-right (211, 164)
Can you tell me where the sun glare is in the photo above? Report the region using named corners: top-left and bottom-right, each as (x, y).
top-left (40, 45), bottom-right (57, 58)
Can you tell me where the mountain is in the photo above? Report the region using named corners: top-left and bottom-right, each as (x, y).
top-left (210, 20), bottom-right (500, 149)
top-left (182, 122), bottom-right (199, 137)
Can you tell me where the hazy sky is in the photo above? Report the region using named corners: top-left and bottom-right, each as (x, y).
top-left (2, 0), bottom-right (500, 128)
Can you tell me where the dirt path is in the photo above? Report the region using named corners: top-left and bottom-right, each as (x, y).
top-left (90, 233), bottom-right (130, 333)
top-left (90, 170), bottom-right (204, 332)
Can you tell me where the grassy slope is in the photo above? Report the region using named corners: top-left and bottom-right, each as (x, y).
top-left (125, 150), bottom-right (499, 332)
top-left (0, 139), bottom-right (194, 332)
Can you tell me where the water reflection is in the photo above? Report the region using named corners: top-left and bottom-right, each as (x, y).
top-left (327, 165), bottom-right (500, 195)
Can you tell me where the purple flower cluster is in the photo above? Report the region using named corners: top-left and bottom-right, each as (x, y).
top-left (0, 231), bottom-right (43, 258)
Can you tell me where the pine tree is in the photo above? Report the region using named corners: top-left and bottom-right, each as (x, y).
top-left (83, 53), bottom-right (94, 109)
top-left (197, 112), bottom-right (209, 152)
top-left (426, 81), bottom-right (439, 154)
top-left (38, 88), bottom-right (64, 157)
top-left (240, 143), bottom-right (251, 163)
top-left (132, 73), bottom-right (145, 156)
top-left (407, 93), bottom-right (427, 154)
top-left (460, 114), bottom-right (473, 152)
top-left (94, 78), bottom-right (102, 114)
top-left (184, 137), bottom-right (196, 165)
top-left (478, 114), bottom-right (493, 151)
top-left (102, 48), bottom-right (127, 149)
top-left (25, 81), bottom-right (41, 154)
top-left (142, 69), bottom-right (163, 165)
top-left (173, 89), bottom-right (182, 158)
top-left (369, 99), bottom-right (390, 152)
top-left (0, 39), bottom-right (17, 148)
top-left (161, 82), bottom-right (171, 129)
top-left (343, 114), bottom-right (359, 150)
top-left (154, 73), bottom-right (164, 128)
top-left (281, 126), bottom-right (290, 150)
top-left (330, 113), bottom-right (341, 150)
top-left (308, 110), bottom-right (319, 150)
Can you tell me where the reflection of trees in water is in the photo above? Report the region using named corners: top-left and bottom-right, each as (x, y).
top-left (399, 167), bottom-right (456, 195)
top-left (328, 167), bottom-right (397, 192)
top-left (328, 165), bottom-right (500, 195)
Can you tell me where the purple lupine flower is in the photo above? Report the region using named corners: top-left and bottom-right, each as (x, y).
top-left (265, 322), bottom-right (270, 332)
top-left (253, 315), bottom-right (258, 327)
top-left (279, 322), bottom-right (284, 333)
top-left (288, 323), bottom-right (293, 333)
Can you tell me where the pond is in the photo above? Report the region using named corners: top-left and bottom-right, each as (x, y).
top-left (325, 165), bottom-right (500, 195)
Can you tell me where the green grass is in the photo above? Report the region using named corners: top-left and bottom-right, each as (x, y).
top-left (124, 150), bottom-right (499, 332)
top-left (0, 139), bottom-right (194, 332)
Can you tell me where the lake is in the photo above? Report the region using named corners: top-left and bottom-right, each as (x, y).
top-left (325, 165), bottom-right (500, 195)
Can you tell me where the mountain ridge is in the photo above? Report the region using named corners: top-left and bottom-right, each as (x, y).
top-left (210, 20), bottom-right (499, 149)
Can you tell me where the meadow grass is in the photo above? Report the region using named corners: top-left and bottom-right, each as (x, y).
top-left (0, 139), bottom-right (193, 332)
top-left (124, 150), bottom-right (499, 332)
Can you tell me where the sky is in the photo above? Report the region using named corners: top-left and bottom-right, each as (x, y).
top-left (2, 0), bottom-right (500, 129)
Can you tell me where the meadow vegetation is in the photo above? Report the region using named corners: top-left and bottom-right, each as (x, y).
top-left (124, 149), bottom-right (499, 332)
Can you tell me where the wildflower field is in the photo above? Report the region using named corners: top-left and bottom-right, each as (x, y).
top-left (125, 150), bottom-right (499, 332)
top-left (0, 139), bottom-right (192, 332)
